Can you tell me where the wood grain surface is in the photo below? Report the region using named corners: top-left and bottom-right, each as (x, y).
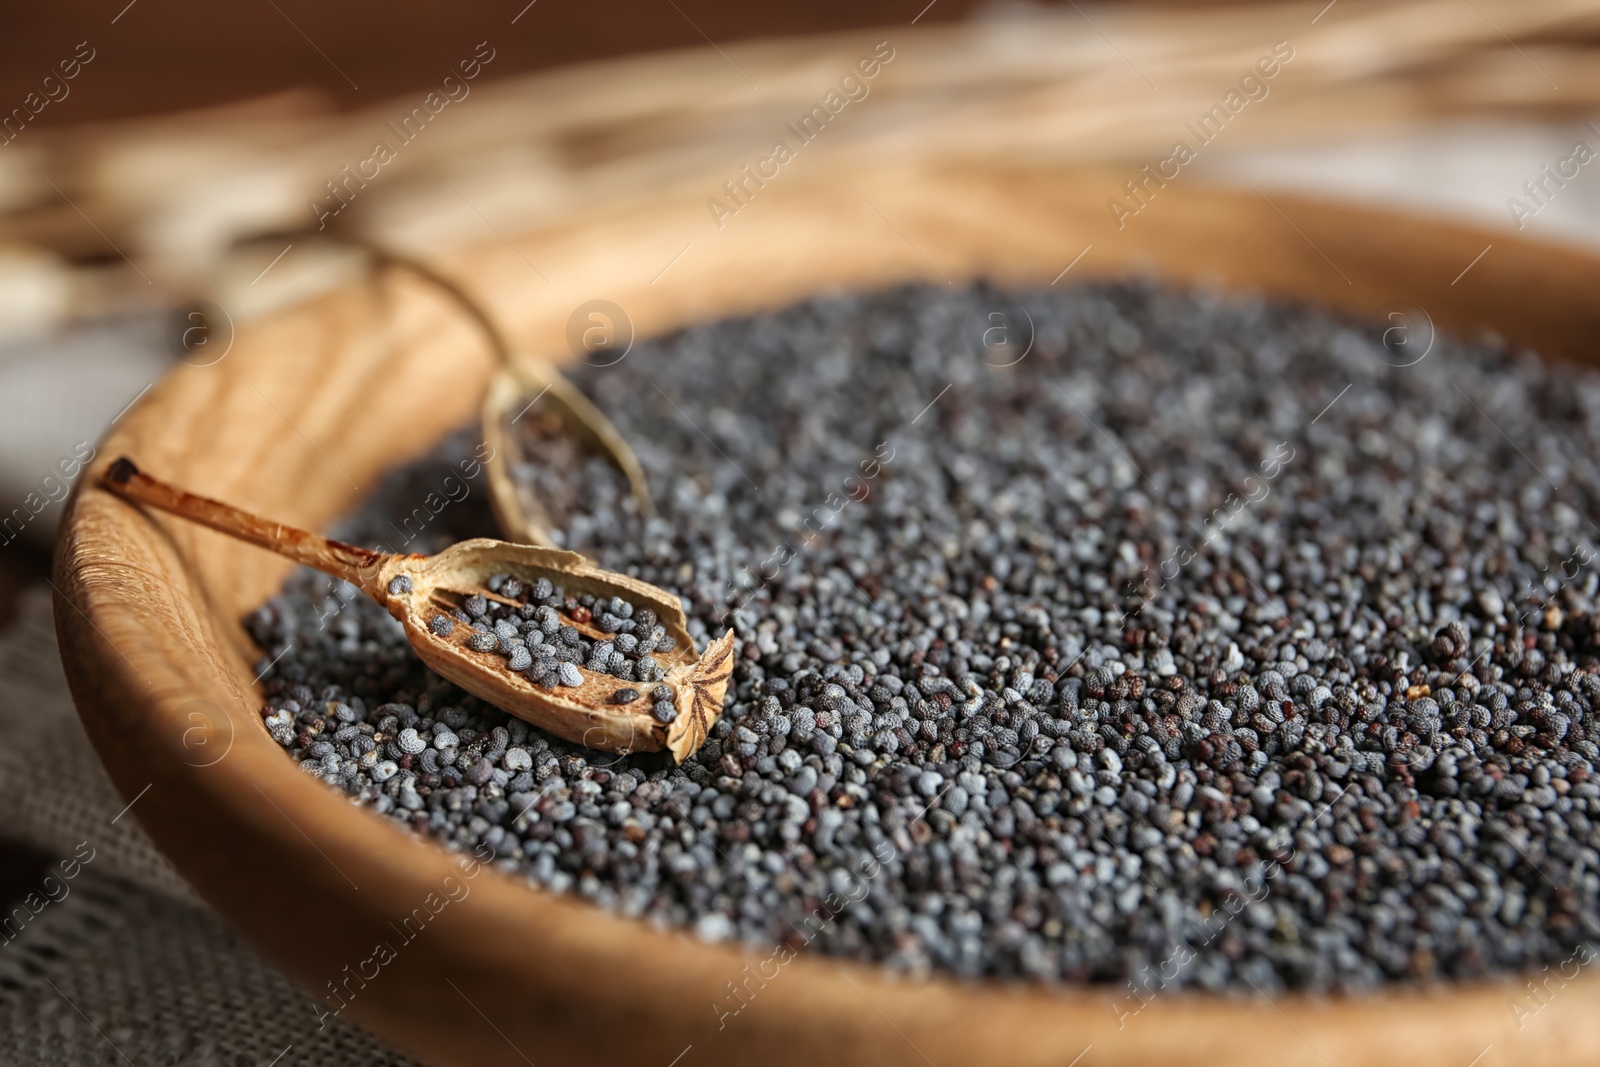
top-left (53, 163), bottom-right (1600, 1067)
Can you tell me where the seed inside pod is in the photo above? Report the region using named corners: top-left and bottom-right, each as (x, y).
top-left (482, 365), bottom-right (654, 547)
top-left (425, 572), bottom-right (678, 690)
top-left (506, 407), bottom-right (585, 532)
top-left (100, 456), bottom-right (733, 761)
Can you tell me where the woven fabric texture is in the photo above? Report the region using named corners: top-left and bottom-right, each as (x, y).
top-left (0, 587), bottom-right (416, 1066)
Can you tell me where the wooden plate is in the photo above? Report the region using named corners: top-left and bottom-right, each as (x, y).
top-left (54, 163), bottom-right (1600, 1067)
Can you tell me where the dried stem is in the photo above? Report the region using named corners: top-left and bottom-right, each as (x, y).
top-left (102, 457), bottom-right (391, 600)
top-left (357, 240), bottom-right (519, 372)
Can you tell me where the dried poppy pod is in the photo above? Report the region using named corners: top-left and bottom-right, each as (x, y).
top-left (348, 240), bottom-right (654, 547)
top-left (481, 361), bottom-right (653, 547)
top-left (102, 457), bottom-right (733, 761)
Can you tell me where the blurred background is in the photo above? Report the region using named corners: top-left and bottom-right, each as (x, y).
top-left (2, 0), bottom-right (1600, 1061)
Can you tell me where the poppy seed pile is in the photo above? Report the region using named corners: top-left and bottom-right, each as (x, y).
top-left (247, 280), bottom-right (1600, 993)
top-left (421, 576), bottom-right (675, 700)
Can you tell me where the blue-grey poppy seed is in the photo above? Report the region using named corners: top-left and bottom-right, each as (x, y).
top-left (429, 614), bottom-right (455, 637)
top-left (387, 575), bottom-right (413, 595)
top-left (251, 280), bottom-right (1600, 996)
top-left (557, 662), bottom-right (584, 688)
top-left (467, 631), bottom-right (499, 653)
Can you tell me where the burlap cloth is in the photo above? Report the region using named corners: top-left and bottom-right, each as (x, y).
top-left (0, 586), bottom-right (416, 1065)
